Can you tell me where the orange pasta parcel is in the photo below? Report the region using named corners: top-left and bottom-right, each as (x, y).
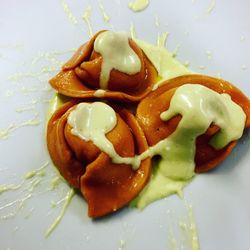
top-left (47, 102), bottom-right (151, 218)
top-left (136, 74), bottom-right (250, 173)
top-left (49, 30), bottom-right (158, 102)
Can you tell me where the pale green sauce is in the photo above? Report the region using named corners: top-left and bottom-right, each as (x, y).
top-left (0, 114), bottom-right (40, 140)
top-left (46, 94), bottom-right (71, 124)
top-left (179, 204), bottom-right (200, 250)
top-left (167, 204), bottom-right (200, 250)
top-left (0, 162), bottom-right (49, 221)
top-left (130, 22), bottom-right (137, 40)
top-left (45, 188), bottom-right (75, 237)
top-left (82, 5), bottom-right (93, 38)
top-left (0, 162), bottom-right (48, 195)
top-left (50, 176), bottom-right (61, 190)
top-left (94, 31), bottom-right (141, 89)
top-left (134, 38), bottom-right (191, 89)
top-left (98, 0), bottom-right (110, 22)
top-left (128, 0), bottom-right (149, 12)
top-left (118, 239), bottom-right (126, 250)
top-left (157, 32), bottom-right (169, 48)
top-left (130, 159), bottom-right (186, 209)
top-left (155, 15), bottom-right (160, 27)
top-left (25, 169), bottom-right (46, 179)
top-left (61, 0), bottom-right (78, 25)
top-left (0, 182), bottom-right (24, 194)
top-left (206, 0), bottom-right (216, 14)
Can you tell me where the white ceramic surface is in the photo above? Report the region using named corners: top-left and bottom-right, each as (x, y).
top-left (0, 1), bottom-right (250, 250)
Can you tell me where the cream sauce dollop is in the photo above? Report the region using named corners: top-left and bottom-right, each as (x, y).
top-left (94, 31), bottom-right (141, 89)
top-left (134, 38), bottom-right (191, 89)
top-left (128, 0), bottom-right (149, 12)
top-left (68, 102), bottom-right (116, 142)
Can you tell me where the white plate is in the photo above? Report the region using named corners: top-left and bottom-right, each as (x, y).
top-left (0, 1), bottom-right (250, 249)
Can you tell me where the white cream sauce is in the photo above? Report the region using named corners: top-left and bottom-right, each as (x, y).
top-left (134, 38), bottom-right (190, 90)
top-left (128, 0), bottom-right (149, 12)
top-left (93, 89), bottom-right (106, 98)
top-left (94, 31), bottom-right (141, 89)
top-left (68, 102), bottom-right (117, 142)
